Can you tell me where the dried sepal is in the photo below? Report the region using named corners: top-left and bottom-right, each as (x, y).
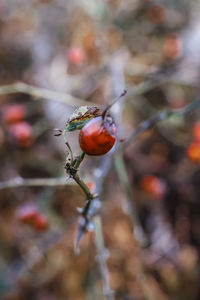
top-left (65, 106), bottom-right (101, 132)
top-left (53, 128), bottom-right (63, 136)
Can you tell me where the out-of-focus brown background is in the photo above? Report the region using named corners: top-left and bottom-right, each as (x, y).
top-left (1, 0), bottom-right (200, 299)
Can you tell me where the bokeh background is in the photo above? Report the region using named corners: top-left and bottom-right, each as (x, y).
top-left (1, 0), bottom-right (200, 299)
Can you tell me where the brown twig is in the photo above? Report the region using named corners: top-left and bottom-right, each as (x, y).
top-left (0, 177), bottom-right (75, 190)
top-left (0, 82), bottom-right (96, 107)
top-left (64, 150), bottom-right (113, 300)
top-left (114, 153), bottom-right (154, 300)
top-left (120, 97), bottom-right (200, 151)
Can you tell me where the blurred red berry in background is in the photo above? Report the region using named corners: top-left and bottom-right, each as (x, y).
top-left (16, 203), bottom-right (38, 225)
top-left (186, 142), bottom-right (200, 164)
top-left (3, 104), bottom-right (25, 125)
top-left (9, 121), bottom-right (33, 148)
top-left (33, 214), bottom-right (49, 231)
top-left (163, 33), bottom-right (182, 60)
top-left (16, 203), bottom-right (48, 231)
top-left (68, 46), bottom-right (85, 65)
top-left (140, 175), bottom-right (166, 200)
top-left (147, 4), bottom-right (166, 25)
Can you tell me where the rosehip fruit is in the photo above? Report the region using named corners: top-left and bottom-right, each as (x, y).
top-left (16, 204), bottom-right (38, 225)
top-left (3, 104), bottom-right (25, 125)
top-left (186, 142), bottom-right (200, 164)
top-left (140, 175), bottom-right (166, 200)
top-left (79, 116), bottom-right (117, 155)
top-left (147, 4), bottom-right (166, 25)
top-left (163, 33), bottom-right (182, 60)
top-left (33, 214), bottom-right (48, 231)
top-left (78, 90), bottom-right (126, 155)
top-left (192, 122), bottom-right (200, 143)
top-left (10, 121), bottom-right (33, 148)
top-left (68, 47), bottom-right (84, 65)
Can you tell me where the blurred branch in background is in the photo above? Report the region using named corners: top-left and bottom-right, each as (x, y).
top-left (0, 177), bottom-right (75, 190)
top-left (114, 153), bottom-right (154, 300)
top-left (123, 97), bottom-right (200, 149)
top-left (0, 82), bottom-right (95, 107)
top-left (94, 216), bottom-right (114, 300)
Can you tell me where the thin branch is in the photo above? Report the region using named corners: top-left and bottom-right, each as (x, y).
top-left (114, 153), bottom-right (147, 245)
top-left (73, 172), bottom-right (94, 200)
top-left (93, 216), bottom-right (114, 300)
top-left (65, 152), bottom-right (94, 200)
top-left (114, 153), bottom-right (153, 300)
top-left (0, 82), bottom-right (97, 107)
top-left (65, 150), bottom-right (113, 300)
top-left (0, 64), bottom-right (177, 110)
top-left (0, 177), bottom-right (75, 190)
top-left (73, 152), bottom-right (85, 169)
top-left (120, 98), bottom-right (200, 150)
top-left (110, 60), bottom-right (158, 300)
top-left (63, 130), bottom-right (74, 162)
top-left (123, 111), bottom-right (170, 148)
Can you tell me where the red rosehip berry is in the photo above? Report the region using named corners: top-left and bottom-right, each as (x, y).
top-left (147, 4), bottom-right (166, 25)
top-left (186, 142), bottom-right (200, 164)
top-left (192, 122), bottom-right (200, 143)
top-left (79, 116), bottom-right (117, 155)
top-left (33, 214), bottom-right (48, 231)
top-left (140, 175), bottom-right (166, 200)
top-left (3, 104), bottom-right (25, 125)
top-left (163, 33), bottom-right (182, 60)
top-left (10, 121), bottom-right (33, 148)
top-left (68, 47), bottom-right (84, 65)
top-left (16, 204), bottom-right (38, 225)
top-left (78, 90), bottom-right (127, 155)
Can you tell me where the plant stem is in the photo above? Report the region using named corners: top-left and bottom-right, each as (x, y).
top-left (64, 150), bottom-right (113, 300)
top-left (93, 216), bottom-right (114, 300)
top-left (0, 82), bottom-right (93, 107)
top-left (73, 152), bottom-right (85, 169)
top-left (120, 97), bottom-right (200, 150)
top-left (66, 152), bottom-right (94, 200)
top-left (73, 172), bottom-right (94, 200)
top-left (63, 131), bottom-right (74, 162)
top-left (114, 153), bottom-right (146, 242)
top-left (114, 153), bottom-right (154, 300)
top-left (0, 177), bottom-right (76, 190)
